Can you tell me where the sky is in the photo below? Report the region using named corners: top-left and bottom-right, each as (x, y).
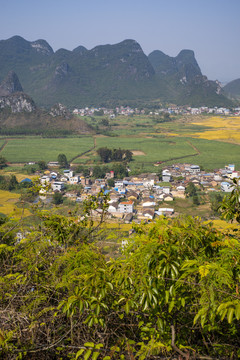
top-left (1, 0), bottom-right (239, 83)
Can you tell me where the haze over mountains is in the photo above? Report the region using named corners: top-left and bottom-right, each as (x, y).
top-left (0, 35), bottom-right (236, 108)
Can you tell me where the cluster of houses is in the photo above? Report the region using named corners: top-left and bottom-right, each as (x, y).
top-left (72, 105), bottom-right (240, 117)
top-left (37, 162), bottom-right (239, 223)
top-left (72, 106), bottom-right (145, 117)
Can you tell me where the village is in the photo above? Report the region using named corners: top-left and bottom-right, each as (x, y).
top-left (72, 105), bottom-right (240, 117)
top-left (32, 162), bottom-right (240, 223)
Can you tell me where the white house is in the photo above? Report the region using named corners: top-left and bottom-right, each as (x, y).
top-left (118, 201), bottom-right (134, 213)
top-left (52, 181), bottom-right (65, 192)
top-left (143, 209), bottom-right (155, 219)
top-left (40, 175), bottom-right (50, 185)
top-left (108, 202), bottom-right (119, 213)
top-left (69, 175), bottom-right (80, 185)
top-left (142, 201), bottom-right (156, 207)
top-left (143, 179), bottom-right (155, 188)
top-left (221, 182), bottom-right (234, 192)
top-left (157, 208), bottom-right (174, 216)
top-left (190, 165), bottom-right (200, 174)
top-left (162, 169), bottom-right (172, 182)
top-left (162, 186), bottom-right (171, 194)
top-left (63, 169), bottom-right (74, 179)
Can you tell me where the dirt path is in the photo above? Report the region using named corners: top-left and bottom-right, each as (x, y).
top-left (187, 140), bottom-right (201, 154)
top-left (70, 136), bottom-right (97, 164)
top-left (153, 140), bottom-right (201, 165)
top-left (0, 139), bottom-right (9, 153)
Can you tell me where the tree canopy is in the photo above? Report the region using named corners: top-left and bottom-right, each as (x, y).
top-left (57, 153), bottom-right (68, 168)
top-left (97, 147), bottom-right (133, 163)
top-left (0, 185), bottom-right (240, 359)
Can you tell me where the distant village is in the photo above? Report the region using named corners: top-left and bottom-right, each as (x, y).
top-left (26, 162), bottom-right (240, 223)
top-left (72, 105), bottom-right (240, 117)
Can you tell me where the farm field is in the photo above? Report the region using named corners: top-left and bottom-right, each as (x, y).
top-left (0, 136), bottom-right (94, 163)
top-left (190, 116), bottom-right (240, 143)
top-left (0, 139), bottom-right (6, 149)
top-left (162, 137), bottom-right (240, 170)
top-left (0, 115), bottom-right (239, 171)
top-left (73, 134), bottom-right (240, 171)
top-left (0, 190), bottom-right (31, 219)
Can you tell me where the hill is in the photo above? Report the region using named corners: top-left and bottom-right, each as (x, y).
top-left (0, 36), bottom-right (233, 108)
top-left (0, 72), bottom-right (93, 135)
top-left (223, 78), bottom-right (240, 100)
top-left (148, 49), bottom-right (232, 107)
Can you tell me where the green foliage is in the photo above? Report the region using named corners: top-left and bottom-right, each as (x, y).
top-left (186, 182), bottom-right (197, 197)
top-left (97, 147), bottom-right (112, 163)
top-left (192, 193), bottom-right (200, 205)
top-left (52, 191), bottom-right (64, 205)
top-left (0, 193), bottom-right (240, 359)
top-left (37, 160), bottom-right (47, 170)
top-left (92, 165), bottom-right (107, 179)
top-left (0, 174), bottom-right (18, 191)
top-left (97, 146), bottom-right (133, 163)
top-left (107, 178), bottom-right (115, 187)
top-left (210, 192), bottom-right (224, 214)
top-left (57, 153), bottom-right (68, 168)
top-left (219, 179), bottom-right (240, 223)
top-left (0, 156), bottom-right (7, 169)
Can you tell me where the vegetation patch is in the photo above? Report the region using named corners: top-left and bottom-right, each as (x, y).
top-left (0, 190), bottom-right (31, 218)
top-left (0, 136), bottom-right (94, 163)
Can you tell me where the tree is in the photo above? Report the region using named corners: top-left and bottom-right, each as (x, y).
top-left (97, 147), bottom-right (112, 163)
top-left (107, 178), bottom-right (115, 187)
top-left (210, 192), bottom-right (223, 214)
top-left (57, 153), bottom-right (68, 168)
top-left (8, 175), bottom-right (18, 191)
top-left (37, 160), bottom-right (47, 171)
top-left (124, 149), bottom-right (133, 162)
top-left (192, 193), bottom-right (200, 205)
top-left (219, 178), bottom-right (240, 223)
top-left (0, 155), bottom-right (7, 169)
top-left (186, 182), bottom-right (197, 197)
top-left (101, 118), bottom-right (109, 127)
top-left (112, 148), bottom-right (124, 161)
top-left (52, 191), bottom-right (63, 205)
top-left (112, 163), bottom-right (128, 178)
top-left (92, 166), bottom-right (105, 179)
top-left (163, 112), bottom-right (171, 122)
top-left (1, 212), bottom-right (239, 359)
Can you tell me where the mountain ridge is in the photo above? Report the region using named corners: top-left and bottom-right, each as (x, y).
top-left (0, 35), bottom-right (233, 108)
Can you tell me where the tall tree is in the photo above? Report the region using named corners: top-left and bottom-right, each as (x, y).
top-left (57, 153), bottom-right (68, 168)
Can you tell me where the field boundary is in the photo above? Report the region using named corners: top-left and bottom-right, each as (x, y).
top-left (0, 139), bottom-right (9, 153)
top-left (70, 136), bottom-right (96, 164)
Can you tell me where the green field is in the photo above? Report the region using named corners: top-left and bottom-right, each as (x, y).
top-left (0, 136), bottom-right (94, 163)
top-left (0, 139), bottom-right (6, 149)
top-left (0, 114), bottom-right (239, 171)
top-left (73, 134), bottom-right (240, 172)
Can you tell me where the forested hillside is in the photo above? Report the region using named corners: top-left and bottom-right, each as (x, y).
top-left (0, 36), bottom-right (233, 108)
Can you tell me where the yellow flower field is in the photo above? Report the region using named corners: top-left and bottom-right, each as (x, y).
top-left (0, 190), bottom-right (31, 219)
top-left (191, 116), bottom-right (240, 143)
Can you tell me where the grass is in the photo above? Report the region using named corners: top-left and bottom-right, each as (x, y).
top-left (178, 137), bottom-right (240, 170)
top-left (0, 136), bottom-right (94, 163)
top-left (0, 190), bottom-right (31, 219)
top-left (0, 114), bottom-right (239, 171)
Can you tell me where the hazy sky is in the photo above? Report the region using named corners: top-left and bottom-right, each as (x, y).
top-left (1, 0), bottom-right (239, 83)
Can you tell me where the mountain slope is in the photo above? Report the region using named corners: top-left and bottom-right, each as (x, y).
top-left (0, 72), bottom-right (93, 134)
top-left (0, 36), bottom-right (233, 108)
top-left (223, 78), bottom-right (240, 99)
top-left (148, 49), bottom-right (232, 107)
